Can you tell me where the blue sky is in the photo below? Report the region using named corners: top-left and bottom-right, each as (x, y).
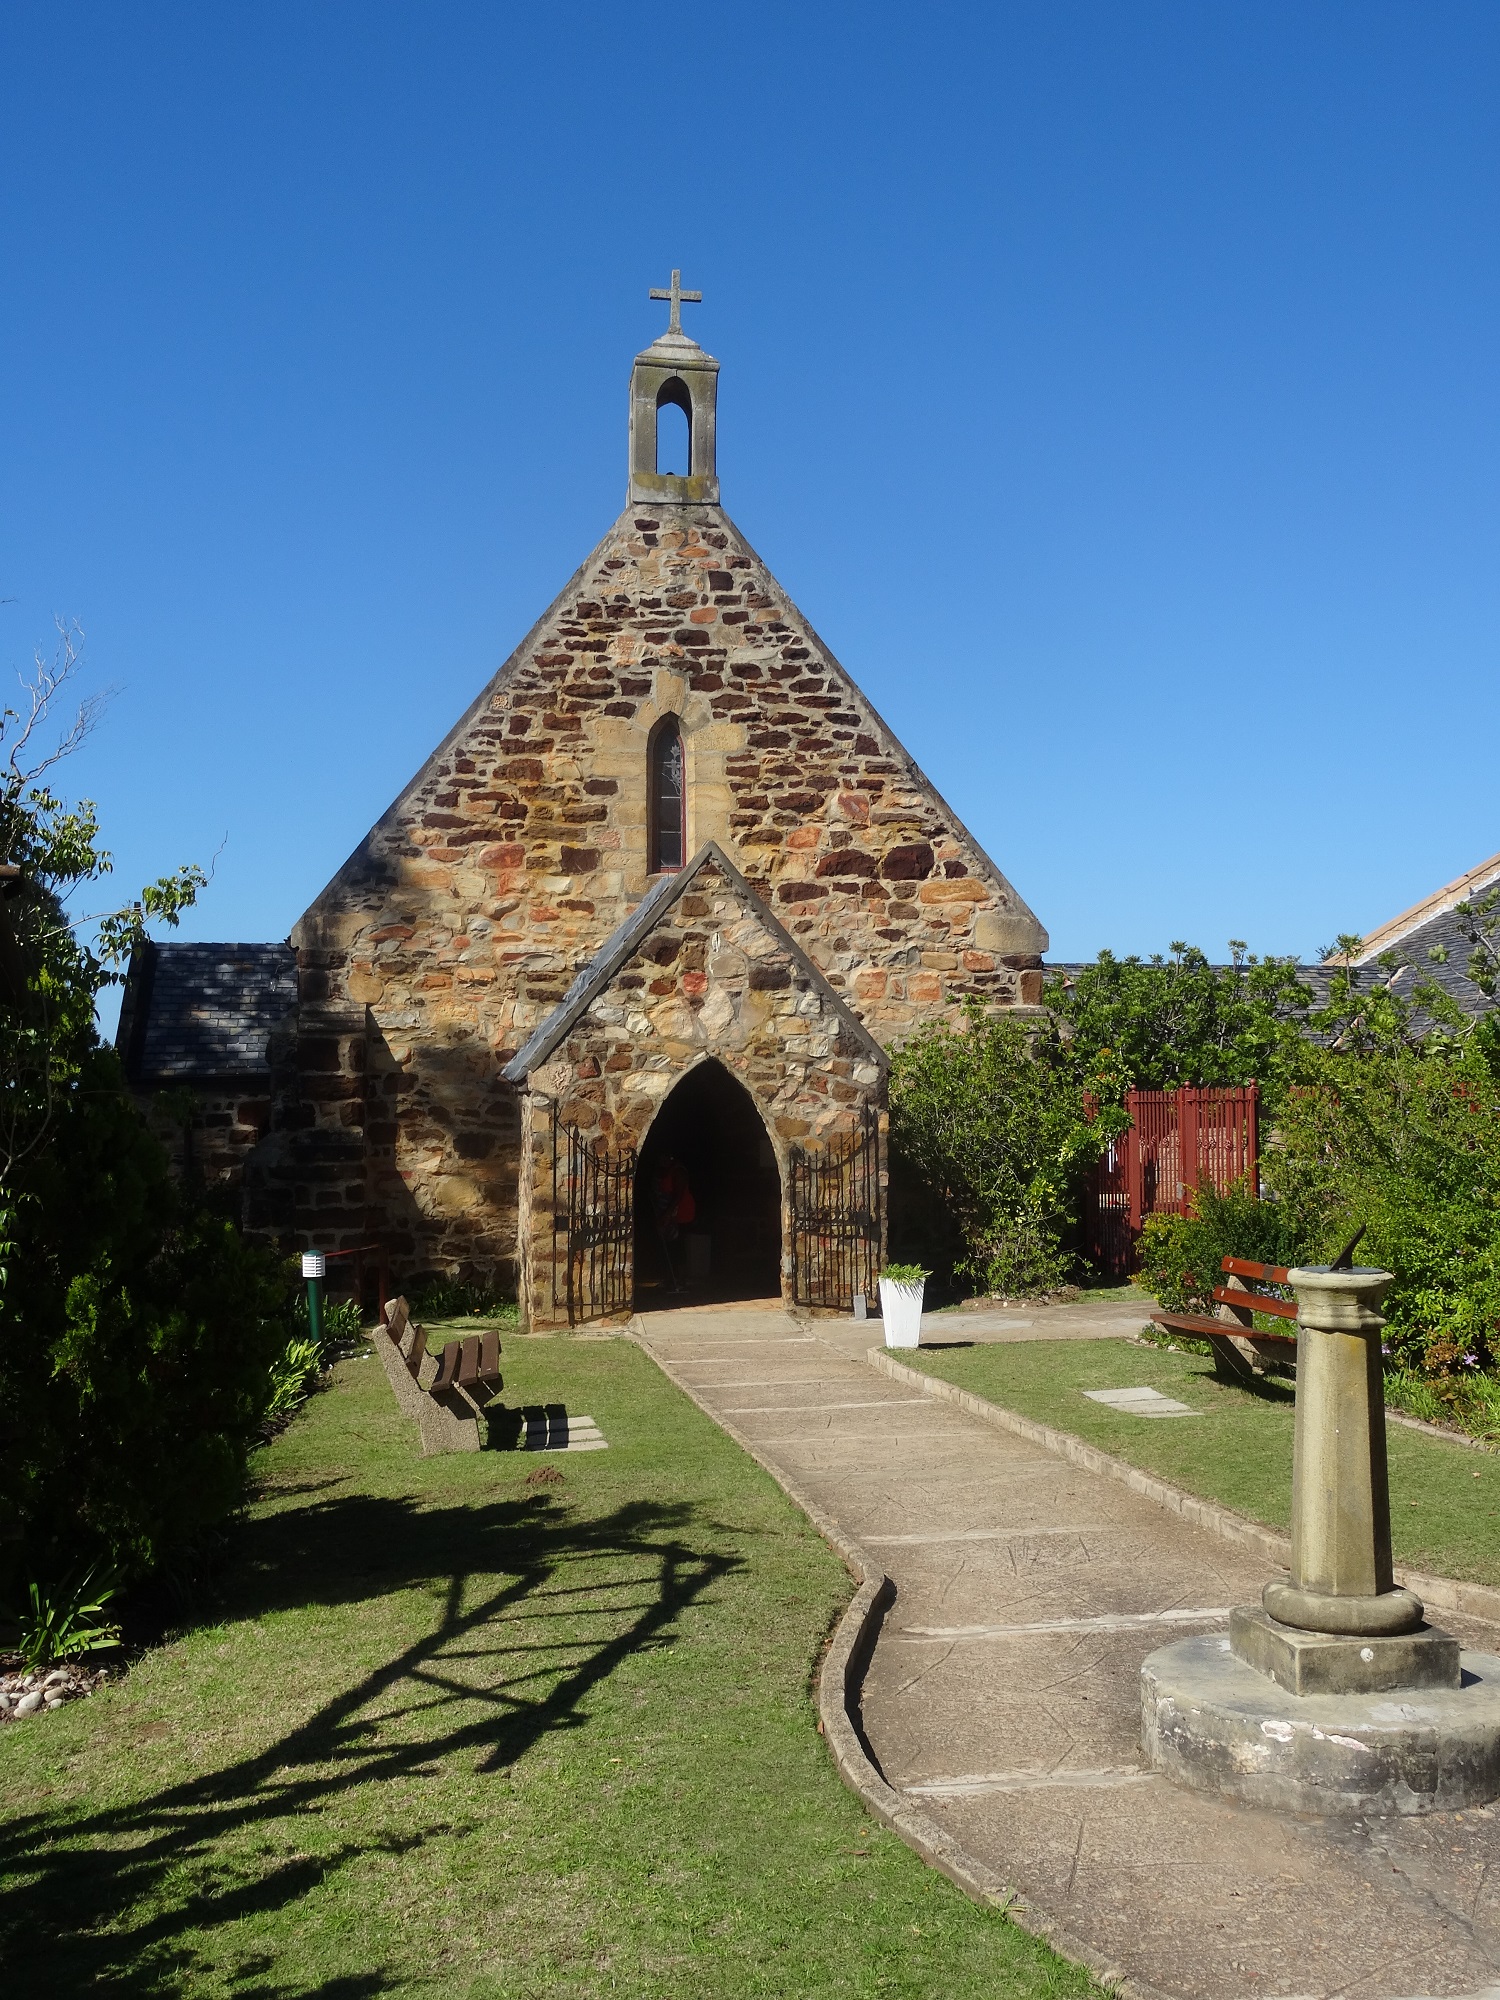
top-left (3, 2), bottom-right (1497, 1023)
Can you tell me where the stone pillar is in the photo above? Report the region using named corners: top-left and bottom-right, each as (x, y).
top-left (1262, 1266), bottom-right (1421, 1638)
top-left (1230, 1263), bottom-right (1456, 1692)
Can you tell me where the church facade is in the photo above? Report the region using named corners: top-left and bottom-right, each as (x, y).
top-left (118, 292), bottom-right (1048, 1327)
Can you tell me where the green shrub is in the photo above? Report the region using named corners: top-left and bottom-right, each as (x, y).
top-left (15, 1565), bottom-right (121, 1671)
top-left (888, 1002), bottom-right (1121, 1295)
top-left (408, 1276), bottom-right (517, 1321)
top-left (1264, 1043), bottom-right (1500, 1377)
top-left (1384, 1366), bottom-right (1500, 1442)
top-left (1, 1050), bottom-right (296, 1595)
top-left (1136, 1179), bottom-right (1313, 1312)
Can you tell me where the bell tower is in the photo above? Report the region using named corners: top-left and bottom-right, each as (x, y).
top-left (628, 269), bottom-right (720, 506)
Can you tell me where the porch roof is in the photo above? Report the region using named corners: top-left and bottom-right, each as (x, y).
top-left (502, 840), bottom-right (886, 1084)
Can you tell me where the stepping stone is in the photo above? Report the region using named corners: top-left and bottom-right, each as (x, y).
top-left (1082, 1385), bottom-right (1196, 1418)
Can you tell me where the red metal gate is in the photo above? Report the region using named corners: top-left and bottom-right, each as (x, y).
top-left (1088, 1085), bottom-right (1259, 1277)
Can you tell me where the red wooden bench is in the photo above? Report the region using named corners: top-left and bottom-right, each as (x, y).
top-left (1151, 1255), bottom-right (1297, 1380)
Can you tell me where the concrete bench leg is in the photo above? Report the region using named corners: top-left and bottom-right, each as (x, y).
top-left (369, 1329), bottom-right (485, 1455)
top-left (417, 1388), bottom-right (484, 1455)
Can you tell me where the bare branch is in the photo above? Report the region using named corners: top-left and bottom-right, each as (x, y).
top-left (1, 618), bottom-right (112, 793)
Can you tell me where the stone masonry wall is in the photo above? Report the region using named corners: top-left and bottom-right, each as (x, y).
top-left (514, 854), bottom-right (885, 1327)
top-left (286, 502), bottom-right (1044, 1287)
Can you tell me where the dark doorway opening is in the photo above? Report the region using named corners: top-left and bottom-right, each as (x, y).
top-left (633, 1060), bottom-right (782, 1307)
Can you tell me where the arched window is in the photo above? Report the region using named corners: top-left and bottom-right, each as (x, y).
top-left (655, 377), bottom-right (692, 477)
top-left (649, 717), bottom-right (686, 873)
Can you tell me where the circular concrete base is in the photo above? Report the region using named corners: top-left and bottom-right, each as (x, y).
top-left (1142, 1633), bottom-right (1500, 1816)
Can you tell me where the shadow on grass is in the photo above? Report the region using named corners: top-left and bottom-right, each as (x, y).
top-left (0, 1490), bottom-right (741, 1996)
top-left (1197, 1362), bottom-right (1296, 1406)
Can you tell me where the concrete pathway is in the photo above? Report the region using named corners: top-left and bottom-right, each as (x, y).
top-left (636, 1302), bottom-right (1500, 2000)
top-left (917, 1292), bottom-right (1153, 1344)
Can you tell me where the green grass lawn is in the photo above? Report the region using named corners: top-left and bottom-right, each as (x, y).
top-left (0, 1335), bottom-right (1097, 1999)
top-left (902, 1338), bottom-right (1500, 1590)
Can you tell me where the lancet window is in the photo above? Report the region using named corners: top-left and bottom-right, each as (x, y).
top-left (649, 717), bottom-right (686, 873)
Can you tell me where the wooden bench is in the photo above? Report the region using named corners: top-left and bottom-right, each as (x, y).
top-left (1151, 1255), bottom-right (1297, 1382)
top-left (374, 1296), bottom-right (504, 1454)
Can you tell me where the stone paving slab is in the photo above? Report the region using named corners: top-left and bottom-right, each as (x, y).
top-left (635, 1303), bottom-right (1500, 2000)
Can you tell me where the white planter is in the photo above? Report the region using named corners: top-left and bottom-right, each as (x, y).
top-left (879, 1277), bottom-right (926, 1348)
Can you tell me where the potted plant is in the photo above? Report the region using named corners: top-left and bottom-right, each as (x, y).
top-left (878, 1262), bottom-right (930, 1348)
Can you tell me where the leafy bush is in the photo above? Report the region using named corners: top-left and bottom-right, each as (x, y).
top-left (1263, 1041), bottom-right (1500, 1377)
top-left (16, 1565), bottom-right (121, 1670)
top-left (0, 632), bottom-right (327, 1613)
top-left (1, 1062), bottom-right (297, 1592)
top-left (1136, 1179), bottom-right (1314, 1312)
top-left (408, 1276), bottom-right (518, 1321)
top-left (888, 1003), bottom-right (1122, 1295)
top-left (1384, 1366), bottom-right (1500, 1442)
top-left (879, 1262), bottom-right (929, 1286)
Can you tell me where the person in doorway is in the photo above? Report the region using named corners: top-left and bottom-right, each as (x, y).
top-left (651, 1155), bottom-right (696, 1291)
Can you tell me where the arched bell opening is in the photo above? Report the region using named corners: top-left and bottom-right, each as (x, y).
top-left (633, 1059), bottom-right (781, 1306)
top-left (655, 376), bottom-right (693, 477)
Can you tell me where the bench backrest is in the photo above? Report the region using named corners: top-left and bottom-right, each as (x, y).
top-left (1215, 1254), bottom-right (1297, 1324)
top-left (1220, 1255), bottom-right (1290, 1286)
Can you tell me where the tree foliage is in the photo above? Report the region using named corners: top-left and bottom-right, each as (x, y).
top-left (888, 1005), bottom-right (1126, 1295)
top-left (1044, 942), bottom-right (1313, 1110)
top-left (0, 625), bottom-right (294, 1602)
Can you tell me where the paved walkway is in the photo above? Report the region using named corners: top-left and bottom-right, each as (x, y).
top-left (917, 1291), bottom-right (1153, 1344)
top-left (636, 1302), bottom-right (1500, 2000)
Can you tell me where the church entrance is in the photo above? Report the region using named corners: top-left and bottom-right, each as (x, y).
top-left (633, 1060), bottom-right (782, 1307)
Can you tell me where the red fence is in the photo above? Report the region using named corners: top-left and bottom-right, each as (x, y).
top-left (1088, 1085), bottom-right (1259, 1278)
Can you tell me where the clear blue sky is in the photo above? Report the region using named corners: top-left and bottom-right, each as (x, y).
top-left (4, 3), bottom-right (1497, 1023)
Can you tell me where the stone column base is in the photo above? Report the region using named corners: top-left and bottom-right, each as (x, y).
top-left (1230, 1604), bottom-right (1460, 1696)
top-left (1142, 1631), bottom-right (1500, 1817)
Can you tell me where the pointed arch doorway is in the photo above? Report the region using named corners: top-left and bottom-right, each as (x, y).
top-left (634, 1059), bottom-right (782, 1307)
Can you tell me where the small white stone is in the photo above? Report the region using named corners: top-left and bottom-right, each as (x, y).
top-left (15, 1690), bottom-right (44, 1716)
top-left (1360, 1647), bottom-right (1375, 1662)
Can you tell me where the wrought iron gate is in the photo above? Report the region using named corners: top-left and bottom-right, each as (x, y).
top-left (552, 1108), bottom-right (636, 1326)
top-left (789, 1104), bottom-right (882, 1311)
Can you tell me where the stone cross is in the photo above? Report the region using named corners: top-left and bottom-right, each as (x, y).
top-left (649, 269), bottom-right (702, 336)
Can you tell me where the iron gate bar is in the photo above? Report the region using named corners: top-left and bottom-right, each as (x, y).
top-left (789, 1103), bottom-right (882, 1312)
top-left (552, 1105), bottom-right (636, 1327)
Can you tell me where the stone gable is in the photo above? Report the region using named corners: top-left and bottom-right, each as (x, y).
top-left (296, 502), bottom-right (1045, 1040)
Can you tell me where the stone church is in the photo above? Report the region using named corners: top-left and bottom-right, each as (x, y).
top-left (117, 281), bottom-right (1048, 1328)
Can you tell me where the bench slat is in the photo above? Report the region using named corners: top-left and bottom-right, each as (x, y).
top-left (1211, 1285), bottom-right (1298, 1321)
top-left (455, 1335), bottom-right (482, 1391)
top-left (478, 1328), bottom-right (503, 1393)
top-left (1220, 1256), bottom-right (1291, 1285)
top-left (404, 1323), bottom-right (428, 1380)
top-left (430, 1341), bottom-right (462, 1396)
top-left (385, 1295), bottom-right (410, 1340)
top-left (1151, 1310), bottom-right (1296, 1346)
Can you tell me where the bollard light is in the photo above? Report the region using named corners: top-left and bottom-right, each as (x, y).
top-left (301, 1252), bottom-right (325, 1349)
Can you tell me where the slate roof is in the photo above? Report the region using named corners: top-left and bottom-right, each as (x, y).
top-left (502, 841), bottom-right (886, 1084)
top-left (116, 940), bottom-right (298, 1082)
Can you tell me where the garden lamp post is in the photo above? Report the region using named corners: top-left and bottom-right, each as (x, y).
top-left (302, 1252), bottom-right (326, 1349)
